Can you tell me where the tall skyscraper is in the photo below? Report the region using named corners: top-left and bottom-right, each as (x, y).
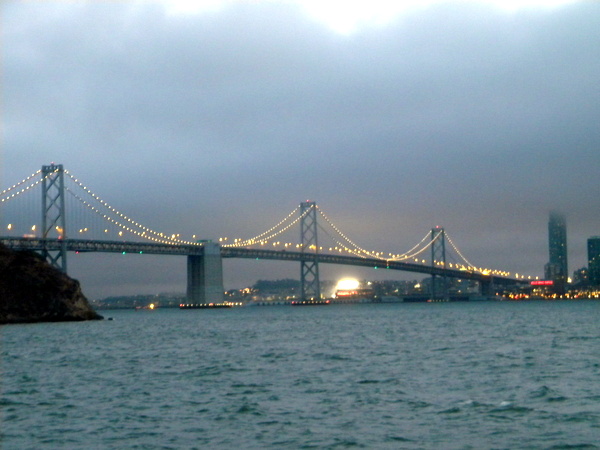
top-left (588, 237), bottom-right (600, 286)
top-left (544, 211), bottom-right (568, 288)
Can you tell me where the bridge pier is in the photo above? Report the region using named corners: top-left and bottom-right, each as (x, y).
top-left (480, 278), bottom-right (494, 296)
top-left (187, 243), bottom-right (224, 304)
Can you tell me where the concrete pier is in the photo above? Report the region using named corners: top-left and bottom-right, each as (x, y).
top-left (187, 243), bottom-right (224, 304)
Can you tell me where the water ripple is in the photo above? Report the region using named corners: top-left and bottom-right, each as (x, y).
top-left (2, 302), bottom-right (600, 448)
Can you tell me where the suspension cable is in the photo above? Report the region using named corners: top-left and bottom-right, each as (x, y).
top-left (444, 231), bottom-right (476, 269)
top-left (65, 188), bottom-right (190, 244)
top-left (0, 170), bottom-right (45, 203)
top-left (316, 207), bottom-right (382, 257)
top-left (224, 207), bottom-right (309, 247)
top-left (395, 232), bottom-right (440, 261)
top-left (64, 170), bottom-right (197, 245)
top-left (386, 231), bottom-right (433, 261)
top-left (0, 170), bottom-right (42, 197)
top-left (317, 223), bottom-right (372, 258)
top-left (223, 206), bottom-right (301, 247)
top-left (317, 206), bottom-right (439, 261)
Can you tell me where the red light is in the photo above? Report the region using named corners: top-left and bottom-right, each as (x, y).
top-left (531, 280), bottom-right (554, 286)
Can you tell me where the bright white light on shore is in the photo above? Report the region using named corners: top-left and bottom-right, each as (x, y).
top-left (336, 278), bottom-right (360, 290)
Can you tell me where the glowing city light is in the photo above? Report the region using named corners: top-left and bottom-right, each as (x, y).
top-left (336, 278), bottom-right (360, 290)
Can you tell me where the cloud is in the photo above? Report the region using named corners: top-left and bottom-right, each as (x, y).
top-left (2, 1), bottom-right (599, 296)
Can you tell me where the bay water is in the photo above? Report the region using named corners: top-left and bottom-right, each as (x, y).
top-left (2, 301), bottom-right (599, 449)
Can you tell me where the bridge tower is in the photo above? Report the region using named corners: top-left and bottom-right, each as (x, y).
top-left (430, 226), bottom-right (448, 300)
top-left (41, 164), bottom-right (67, 272)
top-left (300, 201), bottom-right (321, 300)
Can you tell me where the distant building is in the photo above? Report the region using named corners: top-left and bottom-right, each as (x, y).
top-left (588, 237), bottom-right (600, 286)
top-left (572, 267), bottom-right (588, 286)
top-left (545, 211), bottom-right (568, 291)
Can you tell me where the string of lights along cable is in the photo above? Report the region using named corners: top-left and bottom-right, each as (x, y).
top-left (0, 170), bottom-right (43, 203)
top-left (0, 166), bottom-right (537, 280)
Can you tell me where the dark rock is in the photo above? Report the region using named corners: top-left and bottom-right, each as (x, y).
top-left (0, 243), bottom-right (103, 324)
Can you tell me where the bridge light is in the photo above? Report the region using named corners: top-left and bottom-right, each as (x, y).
top-left (7, 224), bottom-right (12, 230)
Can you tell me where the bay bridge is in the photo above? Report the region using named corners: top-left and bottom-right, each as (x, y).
top-left (1, 164), bottom-right (530, 303)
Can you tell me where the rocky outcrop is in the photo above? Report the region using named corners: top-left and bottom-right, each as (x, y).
top-left (0, 243), bottom-right (102, 324)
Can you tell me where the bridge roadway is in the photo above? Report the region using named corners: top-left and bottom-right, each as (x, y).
top-left (0, 236), bottom-right (524, 287)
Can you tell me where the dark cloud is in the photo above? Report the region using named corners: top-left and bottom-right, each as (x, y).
top-left (2, 1), bottom-right (599, 297)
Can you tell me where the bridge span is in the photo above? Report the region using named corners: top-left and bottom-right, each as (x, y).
top-left (1, 237), bottom-right (524, 302)
top-left (1, 165), bottom-right (534, 303)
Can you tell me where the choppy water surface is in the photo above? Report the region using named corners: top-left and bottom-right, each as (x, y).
top-left (2, 301), bottom-right (600, 449)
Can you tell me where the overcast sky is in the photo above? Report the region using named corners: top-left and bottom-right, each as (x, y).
top-left (2, 1), bottom-right (599, 298)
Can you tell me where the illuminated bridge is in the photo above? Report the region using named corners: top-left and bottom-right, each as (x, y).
top-left (1, 164), bottom-right (530, 303)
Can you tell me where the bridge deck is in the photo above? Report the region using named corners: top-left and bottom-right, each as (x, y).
top-left (1, 237), bottom-right (524, 286)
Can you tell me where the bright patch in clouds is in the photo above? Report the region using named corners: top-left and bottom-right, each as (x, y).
top-left (161, 0), bottom-right (578, 34)
top-left (300, 0), bottom-right (428, 34)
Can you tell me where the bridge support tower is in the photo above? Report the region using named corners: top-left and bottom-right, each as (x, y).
top-left (300, 201), bottom-right (321, 301)
top-left (430, 227), bottom-right (448, 300)
top-left (187, 242), bottom-right (224, 304)
top-left (41, 164), bottom-right (67, 272)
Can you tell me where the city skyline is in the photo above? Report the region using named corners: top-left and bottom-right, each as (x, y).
top-left (3, 1), bottom-right (600, 297)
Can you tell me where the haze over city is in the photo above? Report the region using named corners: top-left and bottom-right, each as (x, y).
top-left (2, 0), bottom-right (599, 298)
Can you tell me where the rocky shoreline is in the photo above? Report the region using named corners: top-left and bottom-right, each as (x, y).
top-left (0, 243), bottom-right (102, 324)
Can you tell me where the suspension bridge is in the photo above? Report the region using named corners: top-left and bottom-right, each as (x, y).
top-left (1, 164), bottom-right (529, 302)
